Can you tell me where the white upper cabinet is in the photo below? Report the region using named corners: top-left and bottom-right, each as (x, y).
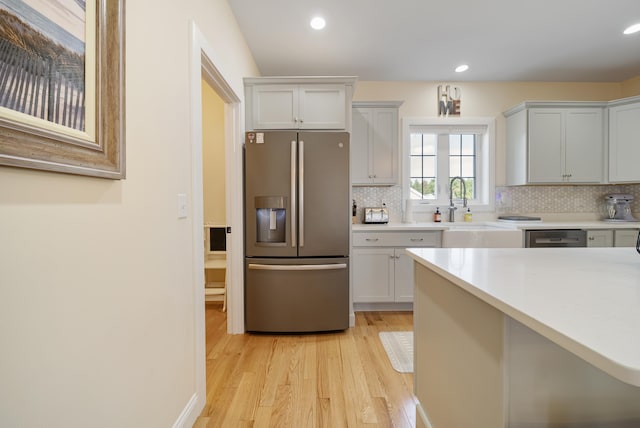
top-left (608, 97), bottom-right (640, 183)
top-left (244, 77), bottom-right (356, 130)
top-left (504, 102), bottom-right (605, 185)
top-left (250, 85), bottom-right (297, 129)
top-left (563, 109), bottom-right (604, 183)
top-left (351, 101), bottom-right (403, 185)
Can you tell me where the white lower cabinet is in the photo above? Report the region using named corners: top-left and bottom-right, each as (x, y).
top-left (587, 228), bottom-right (638, 247)
top-left (586, 229), bottom-right (614, 247)
top-left (394, 251), bottom-right (416, 302)
top-left (614, 229), bottom-right (639, 247)
top-left (352, 230), bottom-right (441, 305)
top-left (352, 248), bottom-right (395, 302)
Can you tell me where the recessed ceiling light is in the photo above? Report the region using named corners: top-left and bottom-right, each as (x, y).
top-left (623, 23), bottom-right (640, 35)
top-left (310, 16), bottom-right (326, 30)
top-left (455, 64), bottom-right (469, 73)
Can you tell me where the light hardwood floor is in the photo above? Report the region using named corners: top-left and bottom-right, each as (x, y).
top-left (194, 304), bottom-right (415, 428)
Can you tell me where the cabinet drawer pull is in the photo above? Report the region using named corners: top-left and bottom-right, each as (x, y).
top-left (410, 238), bottom-right (424, 242)
top-left (365, 238), bottom-right (379, 242)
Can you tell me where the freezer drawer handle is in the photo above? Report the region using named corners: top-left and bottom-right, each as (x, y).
top-left (248, 263), bottom-right (347, 271)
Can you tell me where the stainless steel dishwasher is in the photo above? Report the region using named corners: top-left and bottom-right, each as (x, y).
top-left (525, 229), bottom-right (587, 248)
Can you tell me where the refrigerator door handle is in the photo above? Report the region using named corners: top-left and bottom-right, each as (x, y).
top-left (248, 263), bottom-right (347, 271)
top-left (299, 139), bottom-right (304, 248)
top-left (290, 140), bottom-right (297, 248)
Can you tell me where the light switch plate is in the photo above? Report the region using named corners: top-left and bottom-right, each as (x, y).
top-left (177, 193), bottom-right (188, 219)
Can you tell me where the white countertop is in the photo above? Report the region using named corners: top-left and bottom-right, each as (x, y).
top-left (353, 220), bottom-right (640, 231)
top-left (492, 220), bottom-right (640, 230)
top-left (406, 247), bottom-right (640, 386)
top-left (353, 223), bottom-right (449, 231)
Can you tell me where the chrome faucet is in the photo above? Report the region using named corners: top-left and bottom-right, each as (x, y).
top-left (448, 176), bottom-right (467, 222)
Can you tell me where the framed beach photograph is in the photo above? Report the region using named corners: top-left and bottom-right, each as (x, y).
top-left (0, 0), bottom-right (125, 179)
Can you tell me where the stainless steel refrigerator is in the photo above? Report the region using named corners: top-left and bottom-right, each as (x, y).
top-left (244, 131), bottom-right (350, 332)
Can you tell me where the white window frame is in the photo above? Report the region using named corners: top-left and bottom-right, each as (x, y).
top-left (402, 117), bottom-right (495, 214)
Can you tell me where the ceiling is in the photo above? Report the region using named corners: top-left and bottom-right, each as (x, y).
top-left (228, 0), bottom-right (640, 82)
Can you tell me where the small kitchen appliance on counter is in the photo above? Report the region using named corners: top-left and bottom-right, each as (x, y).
top-left (364, 206), bottom-right (389, 224)
top-left (603, 194), bottom-right (637, 222)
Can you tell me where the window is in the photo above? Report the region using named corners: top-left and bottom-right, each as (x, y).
top-left (403, 118), bottom-right (495, 212)
top-left (410, 133), bottom-right (477, 200)
top-left (409, 133), bottom-right (437, 199)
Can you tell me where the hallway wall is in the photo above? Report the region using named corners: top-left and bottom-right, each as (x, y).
top-left (0, 1), bottom-right (258, 426)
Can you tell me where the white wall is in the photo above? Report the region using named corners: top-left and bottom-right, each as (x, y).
top-left (202, 79), bottom-right (226, 225)
top-left (622, 76), bottom-right (640, 97)
top-left (0, 1), bottom-right (258, 427)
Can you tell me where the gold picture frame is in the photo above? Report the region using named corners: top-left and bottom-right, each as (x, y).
top-left (0, 0), bottom-right (125, 179)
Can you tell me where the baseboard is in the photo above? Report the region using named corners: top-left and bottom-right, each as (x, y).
top-left (416, 402), bottom-right (433, 428)
top-left (353, 302), bottom-right (413, 312)
top-left (172, 392), bottom-right (202, 428)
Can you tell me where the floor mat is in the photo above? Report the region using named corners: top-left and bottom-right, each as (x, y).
top-left (379, 331), bottom-right (413, 373)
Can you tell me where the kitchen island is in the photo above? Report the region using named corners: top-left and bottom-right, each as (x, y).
top-left (407, 247), bottom-right (640, 428)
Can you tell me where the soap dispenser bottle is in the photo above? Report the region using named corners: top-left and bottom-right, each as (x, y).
top-left (352, 200), bottom-right (357, 224)
top-left (434, 207), bottom-right (441, 223)
top-left (464, 208), bottom-right (472, 222)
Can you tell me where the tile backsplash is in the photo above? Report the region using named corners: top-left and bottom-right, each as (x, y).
top-left (352, 186), bottom-right (404, 220)
top-left (495, 185), bottom-right (640, 215)
top-left (352, 184), bottom-right (640, 223)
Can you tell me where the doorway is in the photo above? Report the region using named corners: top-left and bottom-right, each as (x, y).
top-left (188, 22), bottom-right (244, 424)
top-left (191, 27), bottom-right (244, 336)
top-left (201, 78), bottom-right (227, 313)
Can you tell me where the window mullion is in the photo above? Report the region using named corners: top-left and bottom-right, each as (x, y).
top-left (437, 134), bottom-right (449, 205)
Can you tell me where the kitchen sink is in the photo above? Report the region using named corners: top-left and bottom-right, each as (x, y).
top-left (442, 226), bottom-right (523, 248)
top-left (444, 224), bottom-right (506, 230)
